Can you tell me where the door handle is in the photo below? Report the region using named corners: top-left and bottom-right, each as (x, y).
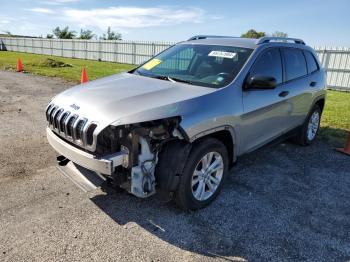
top-left (278, 91), bottom-right (289, 97)
top-left (310, 81), bottom-right (317, 87)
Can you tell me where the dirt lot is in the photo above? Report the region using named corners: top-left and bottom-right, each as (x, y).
top-left (0, 70), bottom-right (349, 262)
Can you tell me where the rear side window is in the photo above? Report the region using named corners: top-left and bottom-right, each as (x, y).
top-left (304, 51), bottom-right (319, 73)
top-left (250, 48), bottom-right (282, 84)
top-left (283, 48), bottom-right (307, 81)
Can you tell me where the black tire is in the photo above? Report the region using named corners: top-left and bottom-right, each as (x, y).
top-left (294, 104), bottom-right (321, 146)
top-left (175, 138), bottom-right (229, 210)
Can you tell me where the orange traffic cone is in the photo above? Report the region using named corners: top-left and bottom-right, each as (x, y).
top-left (336, 132), bottom-right (350, 156)
top-left (81, 67), bottom-right (88, 83)
top-left (17, 57), bottom-right (23, 72)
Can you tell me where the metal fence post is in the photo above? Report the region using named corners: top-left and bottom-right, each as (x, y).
top-left (85, 40), bottom-right (88, 60)
top-left (324, 50), bottom-right (331, 72)
top-left (61, 40), bottom-right (64, 57)
top-left (152, 42), bottom-right (156, 56)
top-left (132, 42), bottom-right (136, 64)
top-left (321, 47), bottom-right (327, 66)
top-left (114, 41), bottom-right (118, 63)
top-left (98, 40), bottom-right (102, 61)
top-left (339, 47), bottom-right (349, 88)
top-left (50, 39), bottom-right (53, 56)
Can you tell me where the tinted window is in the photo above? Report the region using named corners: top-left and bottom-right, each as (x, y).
top-left (304, 51), bottom-right (319, 73)
top-left (250, 48), bottom-right (282, 84)
top-left (283, 48), bottom-right (307, 81)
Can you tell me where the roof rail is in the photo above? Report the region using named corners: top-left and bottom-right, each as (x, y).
top-left (256, 37), bottom-right (305, 45)
top-left (188, 35), bottom-right (238, 41)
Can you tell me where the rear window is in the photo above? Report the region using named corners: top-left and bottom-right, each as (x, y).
top-left (304, 51), bottom-right (319, 73)
top-left (283, 48), bottom-right (307, 81)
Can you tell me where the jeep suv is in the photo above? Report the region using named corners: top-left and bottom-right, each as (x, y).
top-left (46, 36), bottom-right (326, 210)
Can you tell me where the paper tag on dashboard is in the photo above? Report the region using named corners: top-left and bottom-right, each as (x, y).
top-left (142, 59), bottom-right (162, 70)
top-left (208, 51), bottom-right (237, 59)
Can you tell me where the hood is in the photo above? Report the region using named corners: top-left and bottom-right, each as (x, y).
top-left (51, 72), bottom-right (215, 128)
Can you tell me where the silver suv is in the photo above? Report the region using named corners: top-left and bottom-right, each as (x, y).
top-left (46, 36), bottom-right (326, 210)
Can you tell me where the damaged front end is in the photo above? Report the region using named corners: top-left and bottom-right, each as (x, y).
top-left (49, 116), bottom-right (190, 199)
top-left (97, 117), bottom-right (187, 198)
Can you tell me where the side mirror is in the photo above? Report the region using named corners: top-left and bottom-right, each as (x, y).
top-left (245, 75), bottom-right (277, 90)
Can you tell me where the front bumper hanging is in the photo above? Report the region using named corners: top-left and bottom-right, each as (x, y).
top-left (46, 128), bottom-right (128, 175)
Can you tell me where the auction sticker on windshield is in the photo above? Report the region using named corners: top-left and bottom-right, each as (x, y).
top-left (208, 51), bottom-right (237, 59)
top-left (142, 59), bottom-right (162, 70)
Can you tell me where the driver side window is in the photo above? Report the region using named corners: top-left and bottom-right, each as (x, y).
top-left (250, 48), bottom-right (283, 85)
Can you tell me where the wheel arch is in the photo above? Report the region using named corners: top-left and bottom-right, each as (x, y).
top-left (155, 125), bottom-right (236, 199)
top-left (314, 96), bottom-right (325, 113)
top-left (189, 126), bottom-right (237, 164)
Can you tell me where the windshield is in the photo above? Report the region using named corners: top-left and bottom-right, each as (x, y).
top-left (133, 44), bottom-right (253, 88)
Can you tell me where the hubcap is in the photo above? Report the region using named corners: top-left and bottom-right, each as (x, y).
top-left (307, 111), bottom-right (320, 141)
top-left (191, 151), bottom-right (224, 201)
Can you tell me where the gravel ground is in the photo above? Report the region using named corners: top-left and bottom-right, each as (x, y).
top-left (0, 70), bottom-right (349, 262)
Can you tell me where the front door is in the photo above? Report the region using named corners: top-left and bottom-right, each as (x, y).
top-left (241, 47), bottom-right (291, 153)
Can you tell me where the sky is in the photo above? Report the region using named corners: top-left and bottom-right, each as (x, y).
top-left (0, 0), bottom-right (349, 46)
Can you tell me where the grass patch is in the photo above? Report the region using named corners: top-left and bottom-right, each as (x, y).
top-left (0, 51), bottom-right (135, 82)
top-left (38, 58), bottom-right (72, 68)
top-left (319, 90), bottom-right (350, 147)
top-left (0, 51), bottom-right (348, 146)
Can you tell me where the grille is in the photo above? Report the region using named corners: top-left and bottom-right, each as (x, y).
top-left (46, 103), bottom-right (97, 149)
top-left (74, 119), bottom-right (86, 141)
top-left (66, 115), bottom-right (77, 137)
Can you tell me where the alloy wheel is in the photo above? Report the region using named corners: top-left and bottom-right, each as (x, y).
top-left (191, 151), bottom-right (224, 201)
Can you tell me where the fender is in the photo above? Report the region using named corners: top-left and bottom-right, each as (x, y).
top-left (312, 94), bottom-right (326, 108)
top-left (187, 125), bottom-right (238, 163)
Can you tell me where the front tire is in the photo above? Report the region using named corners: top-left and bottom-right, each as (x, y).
top-left (175, 138), bottom-right (228, 210)
top-left (294, 104), bottom-right (321, 145)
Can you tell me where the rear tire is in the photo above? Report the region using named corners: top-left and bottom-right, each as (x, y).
top-left (294, 104), bottom-right (321, 146)
top-left (175, 138), bottom-right (228, 210)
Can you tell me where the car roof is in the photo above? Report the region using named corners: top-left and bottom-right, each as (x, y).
top-left (180, 36), bottom-right (312, 51)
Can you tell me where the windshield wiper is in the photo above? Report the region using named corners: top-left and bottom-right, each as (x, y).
top-left (152, 75), bottom-right (193, 85)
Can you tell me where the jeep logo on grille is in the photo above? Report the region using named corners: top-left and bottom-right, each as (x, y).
top-left (70, 104), bottom-right (80, 110)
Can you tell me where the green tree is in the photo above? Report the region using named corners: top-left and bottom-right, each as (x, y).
top-left (100, 27), bottom-right (122, 40)
top-left (46, 34), bottom-right (54, 39)
top-left (272, 31), bottom-right (288, 38)
top-left (2, 31), bottom-right (11, 36)
top-left (79, 29), bottom-right (94, 40)
top-left (241, 29), bottom-right (266, 39)
top-left (53, 26), bottom-right (76, 39)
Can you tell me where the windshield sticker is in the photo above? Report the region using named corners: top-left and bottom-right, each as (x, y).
top-left (208, 51), bottom-right (237, 59)
top-left (142, 59), bottom-right (162, 70)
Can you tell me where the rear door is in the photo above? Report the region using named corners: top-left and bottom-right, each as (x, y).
top-left (281, 48), bottom-right (312, 130)
top-left (241, 47), bottom-right (290, 153)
